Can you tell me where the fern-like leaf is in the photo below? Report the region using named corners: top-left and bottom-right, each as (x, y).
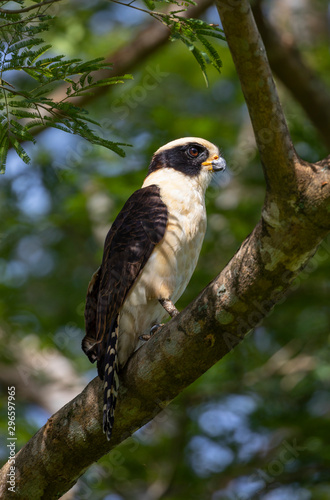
top-left (10, 138), bottom-right (31, 165)
top-left (197, 34), bottom-right (222, 72)
top-left (0, 3), bottom-right (132, 173)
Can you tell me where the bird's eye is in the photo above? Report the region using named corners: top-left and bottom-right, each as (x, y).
top-left (187, 147), bottom-right (200, 158)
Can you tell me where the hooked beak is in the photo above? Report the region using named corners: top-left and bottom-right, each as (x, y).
top-left (202, 155), bottom-right (226, 172)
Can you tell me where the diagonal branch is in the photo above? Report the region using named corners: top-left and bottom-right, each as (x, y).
top-left (1, 177), bottom-right (329, 498)
top-left (0, 0), bottom-right (62, 14)
top-left (252, 1), bottom-right (330, 151)
top-left (216, 0), bottom-right (298, 195)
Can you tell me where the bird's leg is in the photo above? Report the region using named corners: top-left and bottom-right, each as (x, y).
top-left (159, 298), bottom-right (179, 318)
top-left (139, 323), bottom-right (164, 341)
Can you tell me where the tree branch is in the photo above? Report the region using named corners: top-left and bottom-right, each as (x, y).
top-left (215, 0), bottom-right (330, 231)
top-left (215, 0), bottom-right (298, 195)
top-left (1, 195), bottom-right (330, 498)
top-left (0, 0), bottom-right (62, 14)
top-left (252, 1), bottom-right (330, 151)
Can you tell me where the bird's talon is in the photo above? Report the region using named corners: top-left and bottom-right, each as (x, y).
top-left (139, 323), bottom-right (164, 341)
top-left (150, 323), bottom-right (164, 334)
top-left (139, 334), bottom-right (151, 341)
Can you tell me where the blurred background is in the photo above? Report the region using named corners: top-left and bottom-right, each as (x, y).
top-left (0, 0), bottom-right (330, 499)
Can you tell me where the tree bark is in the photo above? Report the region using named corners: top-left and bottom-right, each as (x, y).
top-left (1, 1), bottom-right (329, 498)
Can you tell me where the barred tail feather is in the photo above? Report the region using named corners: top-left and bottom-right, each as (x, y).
top-left (102, 324), bottom-right (119, 441)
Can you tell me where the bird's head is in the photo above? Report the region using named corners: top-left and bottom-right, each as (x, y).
top-left (147, 137), bottom-right (226, 188)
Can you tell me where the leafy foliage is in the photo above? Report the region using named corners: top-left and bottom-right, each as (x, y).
top-left (0, 0), bottom-right (225, 173)
top-left (122, 0), bottom-right (225, 84)
top-left (170, 18), bottom-right (224, 84)
top-left (0, 1), bottom-right (132, 173)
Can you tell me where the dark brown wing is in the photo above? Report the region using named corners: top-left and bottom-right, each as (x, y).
top-left (82, 184), bottom-right (168, 368)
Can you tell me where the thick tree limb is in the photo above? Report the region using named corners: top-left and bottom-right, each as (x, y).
top-left (216, 0), bottom-right (297, 194)
top-left (1, 182), bottom-right (329, 498)
top-left (1, 1), bottom-right (330, 498)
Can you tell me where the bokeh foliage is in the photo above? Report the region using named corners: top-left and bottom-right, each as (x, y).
top-left (0, 1), bottom-right (329, 499)
top-left (0, 0), bottom-right (224, 172)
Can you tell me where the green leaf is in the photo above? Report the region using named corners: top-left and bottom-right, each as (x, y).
top-left (24, 119), bottom-right (46, 129)
top-left (10, 138), bottom-right (31, 164)
top-left (0, 133), bottom-right (9, 174)
top-left (42, 122), bottom-right (73, 134)
top-left (197, 34), bottom-right (222, 72)
top-left (7, 99), bottom-right (34, 108)
top-left (29, 44), bottom-right (55, 64)
top-left (0, 3), bottom-right (133, 171)
top-left (10, 109), bottom-right (41, 119)
top-left (9, 37), bottom-right (44, 53)
top-left (69, 75), bottom-right (133, 95)
top-left (23, 67), bottom-right (45, 82)
top-left (191, 46), bottom-right (209, 86)
top-left (10, 119), bottom-right (36, 142)
top-left (142, 0), bottom-right (156, 10)
top-left (195, 28), bottom-right (226, 41)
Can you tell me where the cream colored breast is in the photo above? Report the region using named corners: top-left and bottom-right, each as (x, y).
top-left (142, 169), bottom-right (207, 300)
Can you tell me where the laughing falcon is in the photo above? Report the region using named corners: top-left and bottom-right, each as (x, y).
top-left (82, 137), bottom-right (226, 440)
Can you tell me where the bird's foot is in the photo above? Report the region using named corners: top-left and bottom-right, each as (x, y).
top-left (139, 323), bottom-right (164, 341)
